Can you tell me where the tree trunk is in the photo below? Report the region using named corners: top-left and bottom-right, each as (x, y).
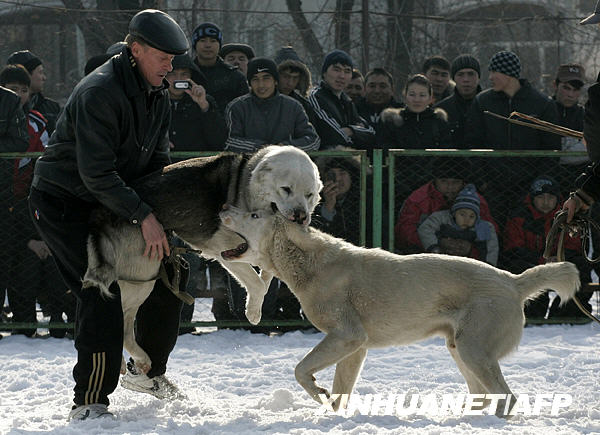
top-left (386, 0), bottom-right (414, 93)
top-left (334, 0), bottom-right (354, 53)
top-left (286, 0), bottom-right (324, 70)
top-left (61, 0), bottom-right (159, 57)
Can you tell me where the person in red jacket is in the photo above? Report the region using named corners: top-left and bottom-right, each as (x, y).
top-left (395, 157), bottom-right (497, 253)
top-left (502, 175), bottom-right (593, 320)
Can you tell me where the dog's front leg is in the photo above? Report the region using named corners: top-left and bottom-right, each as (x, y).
top-left (331, 348), bottom-right (368, 411)
top-left (295, 328), bottom-right (367, 404)
top-left (219, 261), bottom-right (267, 325)
top-left (259, 269), bottom-right (274, 289)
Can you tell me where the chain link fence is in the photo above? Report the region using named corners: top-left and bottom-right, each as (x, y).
top-left (1, 149), bottom-right (597, 337)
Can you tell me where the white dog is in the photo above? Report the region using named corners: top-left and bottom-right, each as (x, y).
top-left (219, 207), bottom-right (581, 417)
top-left (83, 146), bottom-right (322, 374)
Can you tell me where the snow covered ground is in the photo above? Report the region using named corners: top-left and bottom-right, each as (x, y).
top-left (1, 314), bottom-right (599, 435)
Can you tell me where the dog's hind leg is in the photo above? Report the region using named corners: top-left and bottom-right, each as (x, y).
top-left (331, 347), bottom-right (368, 411)
top-left (295, 324), bottom-right (368, 404)
top-left (454, 339), bottom-right (516, 418)
top-left (120, 280), bottom-right (155, 374)
top-left (447, 340), bottom-right (490, 410)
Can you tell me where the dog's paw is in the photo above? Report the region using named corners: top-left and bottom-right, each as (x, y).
top-left (245, 307), bottom-right (263, 325)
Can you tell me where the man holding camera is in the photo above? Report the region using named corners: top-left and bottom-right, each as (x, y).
top-left (166, 54), bottom-right (227, 151)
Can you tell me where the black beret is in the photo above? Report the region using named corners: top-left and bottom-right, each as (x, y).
top-left (129, 9), bottom-right (189, 56)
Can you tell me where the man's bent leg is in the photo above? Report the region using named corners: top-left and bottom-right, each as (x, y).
top-left (29, 188), bottom-right (123, 407)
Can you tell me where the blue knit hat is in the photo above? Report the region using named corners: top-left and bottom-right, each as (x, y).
top-left (321, 49), bottom-right (353, 74)
top-left (488, 50), bottom-right (520, 79)
top-left (192, 22), bottom-right (222, 48)
top-left (452, 184), bottom-right (480, 218)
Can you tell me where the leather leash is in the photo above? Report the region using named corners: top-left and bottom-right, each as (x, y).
top-left (544, 209), bottom-right (600, 324)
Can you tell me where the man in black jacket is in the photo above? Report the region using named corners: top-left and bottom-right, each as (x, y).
top-left (564, 2), bottom-right (600, 223)
top-left (28, 9), bottom-right (189, 421)
top-left (308, 49), bottom-right (375, 150)
top-left (6, 50), bottom-right (61, 135)
top-left (435, 54), bottom-right (482, 148)
top-left (355, 67), bottom-right (403, 135)
top-left (191, 22), bottom-right (249, 114)
top-left (464, 50), bottom-right (560, 224)
top-left (166, 54), bottom-right (227, 151)
top-left (0, 86), bottom-right (29, 329)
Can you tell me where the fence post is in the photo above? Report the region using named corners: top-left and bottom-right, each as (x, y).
top-left (372, 149), bottom-right (383, 247)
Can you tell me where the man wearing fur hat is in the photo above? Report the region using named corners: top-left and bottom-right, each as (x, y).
top-left (191, 22), bottom-right (248, 114)
top-left (435, 54), bottom-right (482, 148)
top-left (6, 50), bottom-right (61, 134)
top-left (308, 49), bottom-right (375, 150)
top-left (28, 9), bottom-right (190, 420)
top-left (224, 57), bottom-right (319, 153)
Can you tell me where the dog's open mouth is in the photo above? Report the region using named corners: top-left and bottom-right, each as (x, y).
top-left (220, 234), bottom-right (249, 260)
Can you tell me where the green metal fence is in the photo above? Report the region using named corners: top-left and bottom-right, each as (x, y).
top-left (1, 149), bottom-right (597, 334)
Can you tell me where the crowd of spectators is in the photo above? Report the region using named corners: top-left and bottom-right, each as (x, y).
top-left (1, 19), bottom-right (596, 336)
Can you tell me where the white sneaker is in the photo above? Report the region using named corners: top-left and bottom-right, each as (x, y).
top-left (68, 404), bottom-right (115, 421)
top-left (120, 360), bottom-right (185, 400)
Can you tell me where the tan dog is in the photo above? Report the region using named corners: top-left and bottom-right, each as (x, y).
top-left (219, 207), bottom-right (581, 417)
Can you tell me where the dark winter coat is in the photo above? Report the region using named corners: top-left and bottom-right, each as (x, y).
top-left (308, 80), bottom-right (376, 150)
top-left (377, 106), bottom-right (451, 149)
top-left (464, 79), bottom-right (560, 150)
top-left (435, 86), bottom-right (481, 148)
top-left (355, 96), bottom-right (404, 135)
top-left (224, 91), bottom-right (319, 152)
top-left (169, 93), bottom-right (228, 151)
top-left (30, 92), bottom-right (61, 135)
top-left (193, 56), bottom-right (249, 114)
top-left (32, 46), bottom-right (171, 225)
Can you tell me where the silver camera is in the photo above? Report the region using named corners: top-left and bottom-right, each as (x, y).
top-left (173, 80), bottom-right (191, 89)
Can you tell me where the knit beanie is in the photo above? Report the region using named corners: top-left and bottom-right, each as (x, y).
top-left (488, 50), bottom-right (521, 79)
top-left (247, 57), bottom-right (279, 83)
top-left (274, 46), bottom-right (303, 64)
top-left (6, 50), bottom-right (42, 74)
top-left (451, 54), bottom-right (481, 79)
top-left (321, 49), bottom-right (353, 75)
top-left (192, 22), bottom-right (222, 48)
top-left (529, 175), bottom-right (560, 198)
top-left (451, 184), bottom-right (480, 218)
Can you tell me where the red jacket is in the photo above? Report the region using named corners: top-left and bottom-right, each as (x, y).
top-left (503, 194), bottom-right (581, 264)
top-left (395, 181), bottom-right (497, 251)
top-left (13, 109), bottom-right (47, 199)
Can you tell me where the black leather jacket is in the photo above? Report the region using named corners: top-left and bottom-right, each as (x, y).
top-left (33, 47), bottom-right (171, 225)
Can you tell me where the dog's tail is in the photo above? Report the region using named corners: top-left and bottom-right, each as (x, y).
top-left (513, 261), bottom-right (580, 304)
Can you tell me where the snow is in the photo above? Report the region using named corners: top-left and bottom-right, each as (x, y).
top-left (1, 304), bottom-right (600, 435)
